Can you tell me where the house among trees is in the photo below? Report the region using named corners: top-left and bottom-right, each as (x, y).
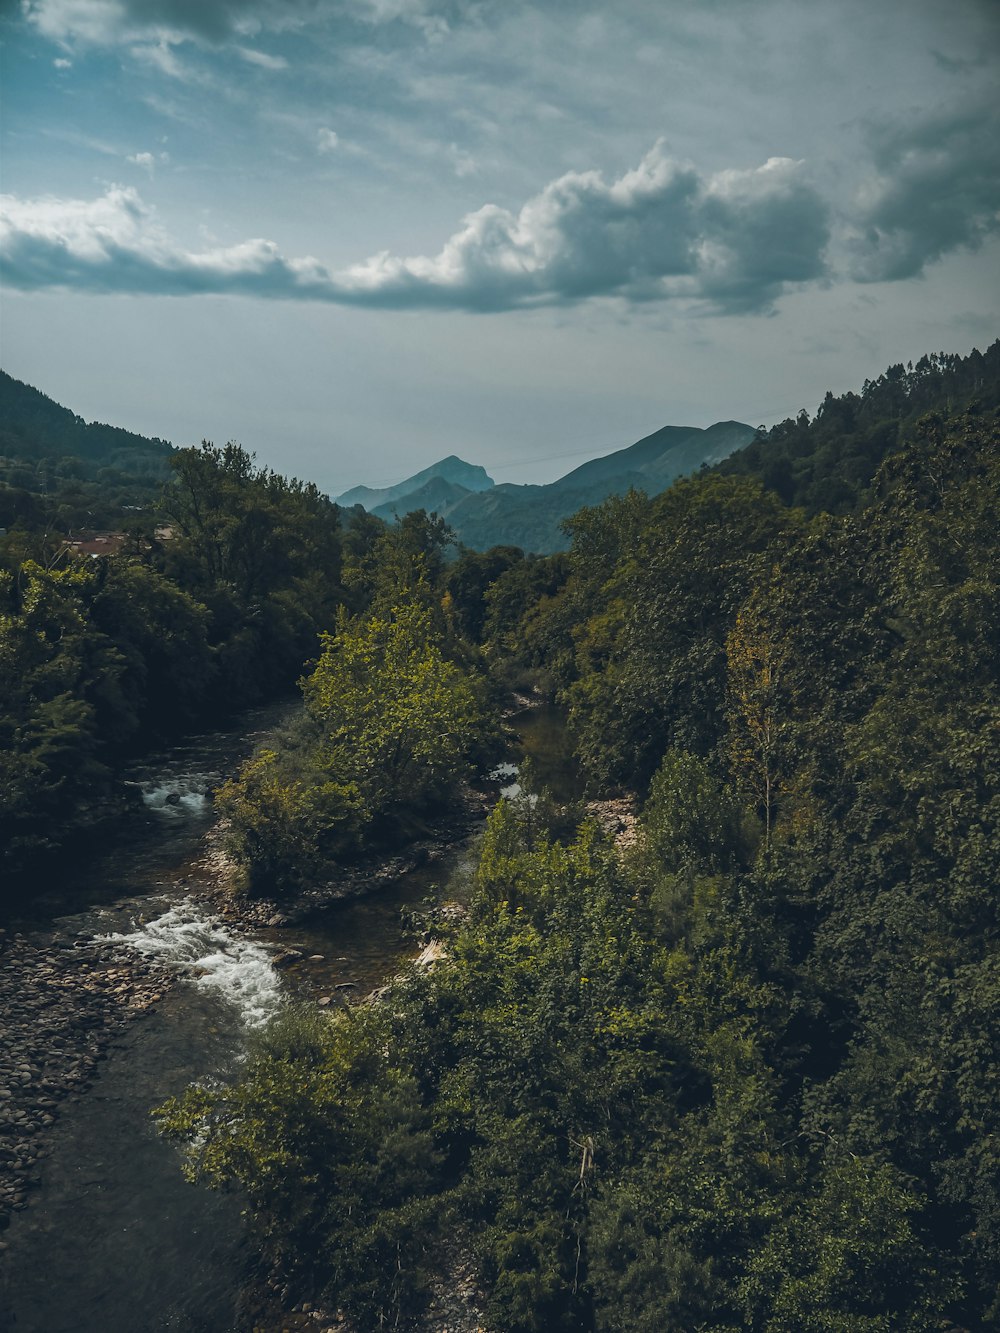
top-left (62, 530), bottom-right (126, 558)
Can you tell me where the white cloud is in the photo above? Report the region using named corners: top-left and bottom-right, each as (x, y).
top-left (25, 0), bottom-right (131, 46)
top-left (0, 184), bottom-right (338, 297)
top-left (237, 45), bottom-right (287, 69)
top-left (53, 56), bottom-right (73, 67)
top-left (448, 143), bottom-right (477, 178)
top-left (129, 39), bottom-right (187, 79)
top-left (18, 0), bottom-right (449, 47)
top-left (23, 0), bottom-right (268, 45)
top-left (316, 127), bottom-right (339, 153)
top-left (0, 146), bottom-right (834, 313)
top-left (332, 144), bottom-right (830, 313)
top-left (127, 150), bottom-right (156, 172)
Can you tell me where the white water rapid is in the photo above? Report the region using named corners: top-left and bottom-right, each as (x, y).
top-left (138, 775), bottom-right (212, 816)
top-left (103, 903), bottom-right (284, 1028)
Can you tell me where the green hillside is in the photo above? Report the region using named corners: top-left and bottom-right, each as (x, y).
top-left (719, 341), bottom-right (1000, 511)
top-left (0, 370), bottom-right (175, 533)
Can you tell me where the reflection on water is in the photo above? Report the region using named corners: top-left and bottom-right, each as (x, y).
top-left (262, 841), bottom-right (479, 1000)
top-left (510, 704), bottom-right (584, 802)
top-left (0, 706), bottom-right (294, 1333)
top-left (0, 1000), bottom-right (254, 1333)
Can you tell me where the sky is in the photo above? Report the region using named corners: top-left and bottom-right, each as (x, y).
top-left (1, 0), bottom-right (998, 495)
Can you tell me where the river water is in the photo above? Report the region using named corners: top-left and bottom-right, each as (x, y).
top-left (0, 701), bottom-right (510, 1333)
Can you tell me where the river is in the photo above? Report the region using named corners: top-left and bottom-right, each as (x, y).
top-left (0, 701), bottom-right (534, 1333)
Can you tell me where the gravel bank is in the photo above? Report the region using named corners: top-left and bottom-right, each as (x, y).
top-left (0, 926), bottom-right (171, 1238)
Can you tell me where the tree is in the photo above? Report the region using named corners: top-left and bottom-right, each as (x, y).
top-left (219, 601), bottom-right (491, 893)
top-left (304, 602), bottom-right (486, 813)
top-left (726, 602), bottom-right (791, 852)
top-left (565, 474), bottom-right (799, 786)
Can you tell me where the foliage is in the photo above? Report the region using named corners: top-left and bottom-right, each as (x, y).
top-left (159, 440), bottom-right (347, 701)
top-left (220, 601), bottom-right (493, 893)
top-left (563, 473), bottom-right (800, 786)
top-left (10, 349), bottom-right (1000, 1327)
top-left (217, 748), bottom-right (366, 892)
top-left (0, 558), bottom-right (212, 882)
top-left (156, 1005), bottom-right (443, 1331)
top-left (446, 544), bottom-right (525, 643)
top-left (163, 397), bottom-right (1000, 1330)
top-left (718, 340), bottom-right (1000, 512)
top-left (0, 438), bottom-right (354, 892)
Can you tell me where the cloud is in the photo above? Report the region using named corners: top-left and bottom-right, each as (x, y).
top-left (127, 150), bottom-right (156, 172)
top-left (335, 144), bottom-right (830, 313)
top-left (316, 127), bottom-right (339, 153)
top-left (237, 44), bottom-right (287, 69)
top-left (22, 0), bottom-right (279, 45)
top-left (129, 38), bottom-right (188, 78)
top-left (0, 146), bottom-right (832, 313)
top-left (847, 101), bottom-right (1000, 282)
top-left (53, 55), bottom-right (72, 67)
top-left (0, 186), bottom-right (338, 298)
top-left (448, 142), bottom-right (477, 178)
top-left (18, 0), bottom-right (459, 46)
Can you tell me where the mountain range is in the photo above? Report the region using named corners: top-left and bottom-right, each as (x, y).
top-left (0, 368), bottom-right (756, 554)
top-left (336, 419), bottom-right (756, 552)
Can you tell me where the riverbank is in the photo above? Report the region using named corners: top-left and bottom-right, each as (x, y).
top-left (0, 928), bottom-right (171, 1238)
top-left (197, 785), bottom-right (492, 930)
top-left (0, 695), bottom-right (571, 1329)
top-left (0, 761), bottom-right (494, 1231)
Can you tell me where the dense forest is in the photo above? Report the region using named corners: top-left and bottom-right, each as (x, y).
top-left (157, 344), bottom-right (998, 1330)
top-left (3, 344), bottom-right (998, 1329)
top-left (0, 439), bottom-right (359, 891)
top-left (719, 342), bottom-right (1000, 512)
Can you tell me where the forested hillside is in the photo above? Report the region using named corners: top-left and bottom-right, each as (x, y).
top-left (158, 345), bottom-right (1000, 1331)
top-left (0, 371), bottom-right (175, 534)
top-left (337, 421), bottom-right (755, 553)
top-left (719, 341), bottom-right (1000, 512)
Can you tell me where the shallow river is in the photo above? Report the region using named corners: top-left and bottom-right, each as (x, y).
top-left (0, 702), bottom-right (510, 1332)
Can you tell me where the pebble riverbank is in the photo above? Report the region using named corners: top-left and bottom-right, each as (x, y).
top-left (0, 779), bottom-right (487, 1227)
top-left (0, 926), bottom-right (172, 1240)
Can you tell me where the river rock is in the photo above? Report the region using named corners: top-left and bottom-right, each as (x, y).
top-left (0, 928), bottom-right (173, 1229)
top-left (272, 949), bottom-right (303, 969)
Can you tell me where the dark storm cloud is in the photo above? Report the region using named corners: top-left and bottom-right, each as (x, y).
top-left (848, 102), bottom-right (1000, 282)
top-left (0, 147), bottom-right (831, 314)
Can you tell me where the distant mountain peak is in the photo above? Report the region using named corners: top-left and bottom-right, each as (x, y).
top-left (336, 456), bottom-right (494, 512)
top-left (336, 420), bottom-right (754, 553)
